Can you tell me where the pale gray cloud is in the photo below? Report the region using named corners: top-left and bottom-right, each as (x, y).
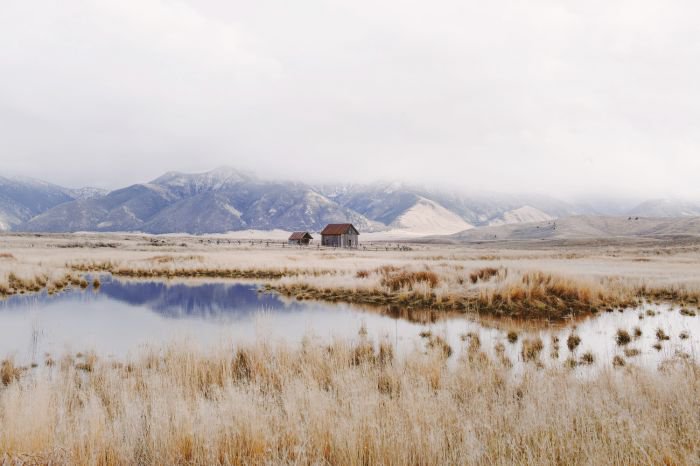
top-left (1, 0), bottom-right (699, 198)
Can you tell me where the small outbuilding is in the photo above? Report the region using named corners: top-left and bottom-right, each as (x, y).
top-left (288, 231), bottom-right (313, 245)
top-left (320, 223), bottom-right (359, 248)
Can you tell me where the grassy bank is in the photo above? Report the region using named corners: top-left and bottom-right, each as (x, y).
top-left (1, 337), bottom-right (699, 465)
top-left (68, 260), bottom-right (683, 320)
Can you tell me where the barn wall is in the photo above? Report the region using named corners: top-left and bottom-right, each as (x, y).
top-left (342, 233), bottom-right (359, 248)
top-left (322, 232), bottom-right (358, 248)
top-left (322, 235), bottom-right (341, 247)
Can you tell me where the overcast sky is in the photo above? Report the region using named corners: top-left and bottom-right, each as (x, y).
top-left (1, 0), bottom-right (699, 198)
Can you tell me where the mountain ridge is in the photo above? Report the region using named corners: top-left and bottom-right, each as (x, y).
top-left (2, 167), bottom-right (700, 235)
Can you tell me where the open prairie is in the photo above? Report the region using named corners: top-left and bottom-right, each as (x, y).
top-left (1, 233), bottom-right (700, 464)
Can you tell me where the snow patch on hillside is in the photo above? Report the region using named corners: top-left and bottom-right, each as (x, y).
top-left (488, 206), bottom-right (554, 226)
top-left (389, 197), bottom-right (473, 235)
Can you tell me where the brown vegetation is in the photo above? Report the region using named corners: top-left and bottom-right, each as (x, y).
top-left (469, 266), bottom-right (501, 283)
top-left (1, 339), bottom-right (699, 465)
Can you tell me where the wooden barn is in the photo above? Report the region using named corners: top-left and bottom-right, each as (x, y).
top-left (320, 223), bottom-right (359, 248)
top-left (288, 231), bottom-right (313, 245)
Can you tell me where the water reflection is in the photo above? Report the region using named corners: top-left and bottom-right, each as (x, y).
top-left (0, 277), bottom-right (698, 375)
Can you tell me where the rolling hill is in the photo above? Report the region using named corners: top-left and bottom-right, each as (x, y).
top-left (437, 216), bottom-right (700, 243)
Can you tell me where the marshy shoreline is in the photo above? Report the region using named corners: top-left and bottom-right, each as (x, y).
top-left (2, 232), bottom-right (700, 322)
top-left (2, 233), bottom-right (700, 464)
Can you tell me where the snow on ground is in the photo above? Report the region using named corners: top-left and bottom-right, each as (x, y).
top-left (388, 197), bottom-right (473, 236)
top-left (211, 229), bottom-right (293, 240)
top-left (488, 205), bottom-right (554, 226)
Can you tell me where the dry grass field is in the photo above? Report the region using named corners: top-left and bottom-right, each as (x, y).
top-left (2, 337), bottom-right (700, 465)
top-left (1, 233), bottom-right (700, 464)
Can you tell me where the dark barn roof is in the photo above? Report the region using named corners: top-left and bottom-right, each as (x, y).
top-left (289, 231), bottom-right (313, 240)
top-left (320, 224), bottom-right (359, 235)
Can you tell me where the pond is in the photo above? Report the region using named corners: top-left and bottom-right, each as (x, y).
top-left (0, 276), bottom-right (698, 372)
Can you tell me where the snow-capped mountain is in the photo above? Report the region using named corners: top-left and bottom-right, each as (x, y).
top-left (3, 168), bottom-right (700, 235)
top-left (21, 168), bottom-right (382, 234)
top-left (0, 175), bottom-right (75, 230)
top-left (388, 197), bottom-right (473, 235)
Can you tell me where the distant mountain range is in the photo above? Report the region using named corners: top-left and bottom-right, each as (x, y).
top-left (1, 167), bottom-right (699, 235)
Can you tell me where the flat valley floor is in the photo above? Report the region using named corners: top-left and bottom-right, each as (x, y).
top-left (1, 233), bottom-right (700, 464)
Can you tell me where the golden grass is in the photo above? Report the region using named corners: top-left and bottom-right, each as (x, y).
top-left (0, 338), bottom-right (699, 465)
top-left (468, 266), bottom-right (502, 283)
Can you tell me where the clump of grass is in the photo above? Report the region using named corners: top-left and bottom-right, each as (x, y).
top-left (378, 340), bottom-right (394, 366)
top-left (680, 308), bottom-right (697, 317)
top-left (564, 357), bottom-right (578, 369)
top-left (93, 278), bottom-right (101, 288)
top-left (461, 332), bottom-right (481, 352)
top-left (1, 359), bottom-right (21, 386)
top-left (494, 342), bottom-right (512, 368)
top-left (652, 343), bottom-right (663, 351)
top-left (377, 370), bottom-right (401, 397)
top-left (355, 270), bottom-right (370, 279)
top-left (646, 309), bottom-right (657, 317)
top-left (656, 328), bottom-right (670, 341)
top-left (521, 337), bottom-right (544, 362)
top-left (380, 269), bottom-right (439, 292)
top-left (550, 335), bottom-right (560, 359)
top-left (567, 334), bottom-right (581, 352)
top-left (612, 355), bottom-right (626, 367)
top-left (616, 329), bottom-right (631, 346)
top-left (579, 352), bottom-right (595, 365)
top-left (75, 353), bottom-right (97, 372)
top-left (633, 327), bottom-right (643, 338)
top-left (507, 331), bottom-right (518, 344)
top-left (426, 335), bottom-right (453, 358)
top-left (469, 267), bottom-right (501, 284)
top-left (419, 330), bottom-right (432, 338)
top-left (352, 341), bottom-right (376, 366)
top-left (679, 331), bottom-right (690, 340)
top-left (624, 348), bottom-right (641, 358)
top-left (358, 324), bottom-right (368, 337)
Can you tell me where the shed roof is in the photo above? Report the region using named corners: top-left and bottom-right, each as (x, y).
top-left (289, 231), bottom-right (313, 240)
top-left (320, 224), bottom-right (359, 235)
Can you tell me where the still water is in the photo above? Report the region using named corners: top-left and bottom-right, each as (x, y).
top-left (0, 276), bottom-right (698, 371)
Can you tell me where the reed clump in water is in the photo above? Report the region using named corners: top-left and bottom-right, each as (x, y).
top-left (1, 358), bottom-right (21, 386)
top-left (1, 338), bottom-right (699, 465)
top-left (616, 329), bottom-right (632, 346)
